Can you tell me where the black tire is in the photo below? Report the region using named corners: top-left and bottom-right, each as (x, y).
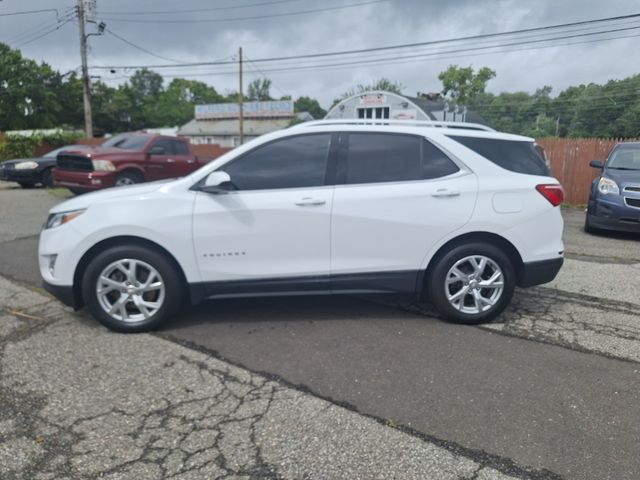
top-left (115, 171), bottom-right (143, 187)
top-left (69, 188), bottom-right (88, 195)
top-left (18, 182), bottom-right (35, 189)
top-left (82, 245), bottom-right (184, 333)
top-left (41, 168), bottom-right (54, 188)
top-left (584, 214), bottom-right (599, 234)
top-left (427, 242), bottom-right (516, 325)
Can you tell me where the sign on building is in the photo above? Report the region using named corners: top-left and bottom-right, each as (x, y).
top-left (195, 101), bottom-right (294, 120)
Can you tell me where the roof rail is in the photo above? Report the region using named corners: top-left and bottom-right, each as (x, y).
top-left (292, 119), bottom-right (495, 132)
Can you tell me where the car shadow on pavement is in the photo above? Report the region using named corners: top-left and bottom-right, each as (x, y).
top-left (160, 294), bottom-right (432, 332)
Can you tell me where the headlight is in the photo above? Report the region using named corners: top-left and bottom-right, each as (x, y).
top-left (92, 160), bottom-right (116, 172)
top-left (597, 177), bottom-right (619, 195)
top-left (15, 161), bottom-right (39, 170)
top-left (45, 209), bottom-right (86, 229)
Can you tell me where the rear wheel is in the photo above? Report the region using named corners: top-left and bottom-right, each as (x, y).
top-left (427, 242), bottom-right (515, 324)
top-left (18, 182), bottom-right (35, 189)
top-left (82, 245), bottom-right (184, 332)
top-left (115, 171), bottom-right (143, 187)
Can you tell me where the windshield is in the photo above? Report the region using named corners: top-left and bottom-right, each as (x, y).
top-left (101, 134), bottom-right (151, 150)
top-left (608, 147), bottom-right (640, 170)
top-left (44, 145), bottom-right (86, 157)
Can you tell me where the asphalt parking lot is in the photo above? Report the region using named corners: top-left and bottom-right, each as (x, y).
top-left (1, 181), bottom-right (639, 480)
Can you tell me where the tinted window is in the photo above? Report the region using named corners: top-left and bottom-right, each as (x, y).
top-left (102, 134), bottom-right (152, 150)
top-left (151, 139), bottom-right (174, 155)
top-left (343, 133), bottom-right (459, 184)
top-left (173, 140), bottom-right (190, 155)
top-left (447, 136), bottom-right (549, 176)
top-left (223, 134), bottom-right (331, 190)
top-left (345, 133), bottom-right (422, 184)
top-left (422, 139), bottom-right (460, 179)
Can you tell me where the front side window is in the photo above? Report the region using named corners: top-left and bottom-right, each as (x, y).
top-left (103, 134), bottom-right (152, 150)
top-left (150, 139), bottom-right (174, 155)
top-left (342, 133), bottom-right (459, 184)
top-left (223, 134), bottom-right (331, 190)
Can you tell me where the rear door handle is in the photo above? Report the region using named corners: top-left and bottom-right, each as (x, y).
top-left (431, 189), bottom-right (461, 198)
top-left (295, 197), bottom-right (326, 206)
top-left (166, 158), bottom-right (175, 163)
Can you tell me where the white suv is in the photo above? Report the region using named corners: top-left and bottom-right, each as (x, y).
top-left (39, 120), bottom-right (564, 332)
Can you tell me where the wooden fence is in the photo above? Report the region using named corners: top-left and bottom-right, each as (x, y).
top-left (536, 138), bottom-right (636, 205)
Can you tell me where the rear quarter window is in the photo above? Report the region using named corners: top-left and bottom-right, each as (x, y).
top-left (447, 136), bottom-right (550, 176)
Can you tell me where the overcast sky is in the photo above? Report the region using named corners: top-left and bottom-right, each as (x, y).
top-left (1, 0), bottom-right (640, 108)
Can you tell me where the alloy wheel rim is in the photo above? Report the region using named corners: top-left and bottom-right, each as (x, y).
top-left (444, 255), bottom-right (504, 315)
top-left (96, 258), bottom-right (165, 323)
top-left (115, 177), bottom-right (135, 186)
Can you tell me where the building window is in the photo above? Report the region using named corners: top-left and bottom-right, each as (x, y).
top-left (357, 107), bottom-right (390, 119)
top-left (232, 137), bottom-right (241, 147)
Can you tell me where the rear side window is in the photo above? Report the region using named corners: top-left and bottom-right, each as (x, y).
top-left (447, 136), bottom-right (550, 176)
top-left (172, 141), bottom-right (190, 155)
top-left (342, 133), bottom-right (459, 185)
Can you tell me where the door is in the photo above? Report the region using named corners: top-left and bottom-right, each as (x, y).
top-left (146, 139), bottom-right (176, 180)
top-left (193, 133), bottom-right (335, 292)
top-left (169, 139), bottom-right (199, 176)
top-left (330, 132), bottom-right (478, 292)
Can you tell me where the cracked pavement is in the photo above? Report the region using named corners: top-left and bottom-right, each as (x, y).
top-left (0, 276), bottom-right (520, 480)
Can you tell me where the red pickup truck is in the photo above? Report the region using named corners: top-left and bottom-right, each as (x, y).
top-left (53, 133), bottom-right (213, 193)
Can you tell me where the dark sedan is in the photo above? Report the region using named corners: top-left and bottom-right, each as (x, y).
top-left (0, 145), bottom-right (91, 188)
top-left (586, 142), bottom-right (640, 234)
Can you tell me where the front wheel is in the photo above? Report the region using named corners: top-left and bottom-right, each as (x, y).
top-left (82, 245), bottom-right (184, 332)
top-left (427, 243), bottom-right (515, 324)
top-left (115, 171), bottom-right (143, 187)
top-left (41, 168), bottom-right (54, 188)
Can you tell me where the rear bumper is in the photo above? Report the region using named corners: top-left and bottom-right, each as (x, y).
top-left (518, 257), bottom-right (563, 287)
top-left (53, 169), bottom-right (117, 190)
top-left (42, 281), bottom-right (80, 309)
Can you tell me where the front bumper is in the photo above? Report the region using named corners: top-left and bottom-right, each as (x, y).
top-left (42, 281), bottom-right (81, 309)
top-left (0, 167), bottom-right (40, 184)
top-left (518, 257), bottom-right (564, 287)
top-left (53, 169), bottom-right (117, 190)
top-left (588, 194), bottom-right (640, 233)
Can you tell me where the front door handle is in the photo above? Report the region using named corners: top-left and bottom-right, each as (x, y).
top-left (166, 158), bottom-right (175, 163)
top-left (431, 188), bottom-right (460, 198)
top-left (295, 197), bottom-right (326, 206)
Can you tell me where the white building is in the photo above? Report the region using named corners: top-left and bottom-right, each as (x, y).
top-left (178, 101), bottom-right (313, 147)
top-left (325, 91), bottom-right (487, 125)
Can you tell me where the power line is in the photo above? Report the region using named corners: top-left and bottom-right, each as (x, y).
top-left (98, 0), bottom-right (308, 15)
top-left (95, 27), bottom-right (640, 78)
top-left (99, 0), bottom-right (388, 24)
top-left (14, 12), bottom-right (75, 47)
top-left (0, 8), bottom-right (60, 17)
top-left (105, 28), bottom-right (185, 63)
top-left (90, 11), bottom-right (640, 70)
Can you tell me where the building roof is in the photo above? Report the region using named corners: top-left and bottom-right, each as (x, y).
top-left (178, 118), bottom-right (292, 137)
top-left (402, 95), bottom-right (488, 125)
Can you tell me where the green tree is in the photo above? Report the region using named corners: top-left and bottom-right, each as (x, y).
top-left (294, 96), bottom-right (326, 119)
top-left (0, 43), bottom-right (68, 130)
top-left (151, 78), bottom-right (224, 127)
top-left (438, 65), bottom-right (496, 104)
top-left (246, 78), bottom-right (272, 101)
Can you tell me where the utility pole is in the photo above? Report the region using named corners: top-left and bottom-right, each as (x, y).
top-left (77, 0), bottom-right (93, 138)
top-left (238, 46), bottom-right (244, 145)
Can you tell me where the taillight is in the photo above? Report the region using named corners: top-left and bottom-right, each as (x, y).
top-left (536, 184), bottom-right (564, 206)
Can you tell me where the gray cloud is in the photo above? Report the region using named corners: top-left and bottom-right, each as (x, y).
top-left (1, 0), bottom-right (639, 108)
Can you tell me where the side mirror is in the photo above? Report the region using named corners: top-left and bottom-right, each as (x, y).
top-left (590, 160), bottom-right (605, 169)
top-left (149, 146), bottom-right (166, 155)
top-left (201, 171), bottom-right (233, 194)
